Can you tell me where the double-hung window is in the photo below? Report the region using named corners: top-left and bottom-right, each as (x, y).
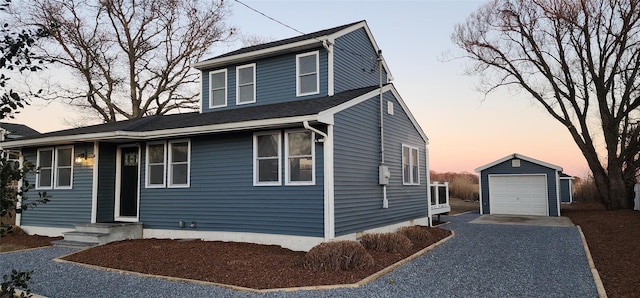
top-left (236, 63), bottom-right (256, 105)
top-left (285, 130), bottom-right (314, 185)
top-left (296, 51), bottom-right (319, 96)
top-left (254, 131), bottom-right (281, 185)
top-left (169, 141), bottom-right (190, 187)
top-left (146, 142), bottom-right (166, 187)
top-left (145, 140), bottom-right (190, 188)
top-left (402, 145), bottom-right (420, 185)
top-left (209, 69), bottom-right (227, 108)
top-left (36, 146), bottom-right (73, 189)
top-left (36, 148), bottom-right (54, 189)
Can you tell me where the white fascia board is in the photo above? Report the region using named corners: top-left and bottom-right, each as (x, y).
top-left (388, 85), bottom-right (429, 144)
top-left (1, 115), bottom-right (319, 148)
top-left (475, 153), bottom-right (563, 172)
top-left (192, 39), bottom-right (326, 70)
top-left (317, 86), bottom-right (386, 123)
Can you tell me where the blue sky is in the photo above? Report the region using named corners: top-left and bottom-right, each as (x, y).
top-left (6, 0), bottom-right (588, 175)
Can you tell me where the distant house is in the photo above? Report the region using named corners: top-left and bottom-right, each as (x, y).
top-left (475, 153), bottom-right (573, 217)
top-left (1, 21), bottom-right (431, 251)
top-left (0, 122), bottom-right (40, 141)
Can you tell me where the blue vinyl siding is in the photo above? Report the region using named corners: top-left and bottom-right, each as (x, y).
top-left (334, 28), bottom-right (388, 93)
top-left (96, 142), bottom-right (116, 222)
top-left (201, 48), bottom-right (328, 112)
top-left (138, 131), bottom-right (325, 237)
top-left (479, 159), bottom-right (560, 216)
top-left (333, 91), bottom-right (427, 236)
top-left (560, 179), bottom-right (572, 203)
top-left (21, 144), bottom-right (94, 228)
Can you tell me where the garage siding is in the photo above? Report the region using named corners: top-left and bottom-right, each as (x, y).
top-left (479, 158), bottom-right (559, 216)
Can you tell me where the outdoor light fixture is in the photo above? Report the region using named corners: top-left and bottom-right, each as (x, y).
top-left (75, 153), bottom-right (86, 164)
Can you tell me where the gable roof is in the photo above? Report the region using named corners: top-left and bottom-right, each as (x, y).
top-left (1, 86), bottom-right (381, 148)
top-left (474, 153), bottom-right (563, 173)
top-left (0, 122), bottom-right (40, 139)
top-left (192, 20), bottom-right (392, 78)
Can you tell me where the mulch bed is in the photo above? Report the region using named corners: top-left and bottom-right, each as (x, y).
top-left (562, 203), bottom-right (640, 298)
top-left (62, 227), bottom-right (452, 289)
top-left (0, 234), bottom-right (61, 252)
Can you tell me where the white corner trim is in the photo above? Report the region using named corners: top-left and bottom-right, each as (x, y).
top-left (324, 125), bottom-right (335, 240)
top-left (91, 142), bottom-right (99, 223)
top-left (142, 229), bottom-right (325, 252)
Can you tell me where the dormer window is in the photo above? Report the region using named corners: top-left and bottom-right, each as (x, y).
top-left (209, 69), bottom-right (227, 108)
top-left (296, 51), bottom-right (319, 96)
top-left (236, 63), bottom-right (256, 105)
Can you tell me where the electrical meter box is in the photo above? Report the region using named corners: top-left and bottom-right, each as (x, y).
top-left (379, 165), bottom-right (390, 185)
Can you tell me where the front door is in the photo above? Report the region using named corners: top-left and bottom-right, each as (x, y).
top-left (116, 145), bottom-right (140, 221)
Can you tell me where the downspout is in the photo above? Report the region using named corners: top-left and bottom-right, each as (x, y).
top-left (378, 50), bottom-right (388, 209)
top-left (303, 121), bottom-right (334, 241)
top-left (322, 40), bottom-right (334, 96)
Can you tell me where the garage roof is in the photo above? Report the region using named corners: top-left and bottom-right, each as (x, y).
top-left (474, 153), bottom-right (562, 173)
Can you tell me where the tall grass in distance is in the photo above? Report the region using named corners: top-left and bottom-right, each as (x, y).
top-left (430, 171), bottom-right (479, 201)
top-left (572, 175), bottom-right (601, 203)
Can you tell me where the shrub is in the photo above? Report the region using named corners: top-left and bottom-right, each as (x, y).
top-left (397, 226), bottom-right (433, 243)
top-left (360, 232), bottom-right (412, 253)
top-left (304, 241), bottom-right (373, 271)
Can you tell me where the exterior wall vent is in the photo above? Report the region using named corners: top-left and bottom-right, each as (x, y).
top-left (512, 159), bottom-right (521, 167)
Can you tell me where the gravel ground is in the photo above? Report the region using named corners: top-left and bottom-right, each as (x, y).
top-left (0, 213), bottom-right (597, 297)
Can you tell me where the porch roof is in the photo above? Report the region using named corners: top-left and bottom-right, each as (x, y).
top-left (1, 85), bottom-right (380, 148)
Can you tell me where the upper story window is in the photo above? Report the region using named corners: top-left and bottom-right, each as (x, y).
top-left (296, 51), bottom-right (319, 96)
top-left (37, 146), bottom-right (73, 189)
top-left (285, 130), bottom-right (314, 185)
top-left (254, 131), bottom-right (281, 186)
top-left (209, 69), bottom-right (227, 108)
top-left (236, 63), bottom-right (256, 105)
top-left (402, 145), bottom-right (420, 185)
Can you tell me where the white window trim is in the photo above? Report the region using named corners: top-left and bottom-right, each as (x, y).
top-left (168, 139), bottom-right (191, 188)
top-left (54, 145), bottom-right (74, 190)
top-left (145, 141), bottom-right (166, 188)
top-left (402, 144), bottom-right (420, 186)
top-left (35, 147), bottom-right (54, 190)
top-left (296, 51), bottom-right (320, 97)
top-left (253, 131), bottom-right (282, 186)
top-left (285, 129), bottom-right (315, 186)
top-left (209, 69), bottom-right (227, 108)
top-left (236, 63), bottom-right (256, 105)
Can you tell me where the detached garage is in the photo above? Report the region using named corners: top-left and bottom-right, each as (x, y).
top-left (475, 153), bottom-right (564, 217)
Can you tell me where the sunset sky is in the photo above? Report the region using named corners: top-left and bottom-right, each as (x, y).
top-left (5, 0), bottom-right (590, 176)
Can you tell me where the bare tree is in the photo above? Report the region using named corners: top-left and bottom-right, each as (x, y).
top-left (452, 0), bottom-right (640, 210)
top-left (19, 0), bottom-right (235, 122)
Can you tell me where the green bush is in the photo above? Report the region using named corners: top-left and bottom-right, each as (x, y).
top-left (360, 232), bottom-right (412, 253)
top-left (303, 241), bottom-right (374, 271)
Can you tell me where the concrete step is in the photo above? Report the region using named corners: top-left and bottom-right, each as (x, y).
top-left (74, 222), bottom-right (141, 234)
top-left (52, 239), bottom-right (98, 248)
top-left (63, 231), bottom-right (109, 244)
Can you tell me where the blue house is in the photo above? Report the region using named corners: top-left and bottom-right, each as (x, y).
top-left (475, 153), bottom-right (573, 217)
top-left (2, 21), bottom-right (431, 251)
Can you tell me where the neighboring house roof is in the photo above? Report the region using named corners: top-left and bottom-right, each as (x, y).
top-left (1, 86), bottom-right (382, 148)
top-left (474, 153), bottom-right (563, 173)
top-left (559, 173), bottom-right (574, 179)
top-left (0, 122), bottom-right (40, 140)
top-left (192, 20), bottom-right (393, 80)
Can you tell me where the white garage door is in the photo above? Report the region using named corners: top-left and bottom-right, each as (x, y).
top-left (489, 175), bottom-right (548, 216)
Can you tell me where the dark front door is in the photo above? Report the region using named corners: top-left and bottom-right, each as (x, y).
top-left (119, 146), bottom-right (139, 218)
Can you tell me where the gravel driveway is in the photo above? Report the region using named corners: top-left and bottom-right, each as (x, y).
top-left (0, 213), bottom-right (598, 297)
